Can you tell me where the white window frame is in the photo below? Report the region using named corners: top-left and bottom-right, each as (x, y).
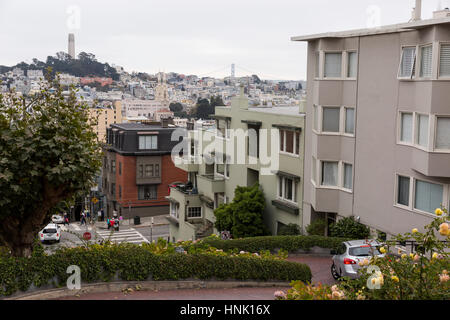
top-left (346, 51), bottom-right (358, 79)
top-left (315, 105), bottom-right (356, 137)
top-left (138, 135), bottom-right (158, 150)
top-left (434, 115), bottom-right (450, 152)
top-left (316, 160), bottom-right (353, 193)
top-left (311, 156), bottom-right (317, 186)
top-left (398, 111), bottom-right (414, 146)
top-left (321, 106), bottom-right (341, 134)
top-left (187, 206), bottom-right (202, 218)
top-left (418, 43), bottom-right (433, 79)
top-left (393, 173), bottom-right (449, 217)
top-left (170, 202), bottom-right (179, 219)
top-left (438, 42), bottom-right (450, 79)
top-left (344, 107), bottom-right (355, 136)
top-left (398, 45), bottom-right (417, 80)
top-left (414, 113), bottom-right (429, 150)
top-left (279, 129), bottom-right (301, 157)
top-left (277, 176), bottom-right (298, 204)
top-left (342, 162), bottom-right (353, 192)
top-left (323, 51), bottom-right (344, 79)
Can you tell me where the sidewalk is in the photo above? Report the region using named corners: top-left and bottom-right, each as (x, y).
top-left (94, 215), bottom-right (169, 229)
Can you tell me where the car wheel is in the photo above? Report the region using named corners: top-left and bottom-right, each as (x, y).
top-left (331, 263), bottom-right (341, 280)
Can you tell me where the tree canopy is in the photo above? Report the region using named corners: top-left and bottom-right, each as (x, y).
top-left (214, 184), bottom-right (269, 238)
top-left (0, 73), bottom-right (102, 256)
top-left (0, 52), bottom-right (119, 80)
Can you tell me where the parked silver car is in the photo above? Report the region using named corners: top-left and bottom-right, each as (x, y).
top-left (331, 240), bottom-right (385, 280)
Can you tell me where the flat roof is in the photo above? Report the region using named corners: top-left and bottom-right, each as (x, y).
top-left (248, 105), bottom-right (305, 117)
top-left (110, 123), bottom-right (176, 131)
top-left (291, 16), bottom-right (450, 41)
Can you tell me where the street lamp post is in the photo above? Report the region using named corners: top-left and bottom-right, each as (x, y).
top-left (150, 217), bottom-right (154, 243)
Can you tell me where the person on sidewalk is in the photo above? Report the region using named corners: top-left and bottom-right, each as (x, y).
top-left (80, 212), bottom-right (86, 225)
top-left (63, 212), bottom-right (69, 226)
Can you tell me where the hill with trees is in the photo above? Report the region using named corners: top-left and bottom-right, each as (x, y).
top-left (0, 52), bottom-right (119, 80)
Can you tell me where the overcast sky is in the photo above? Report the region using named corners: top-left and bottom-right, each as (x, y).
top-left (0, 0), bottom-right (448, 80)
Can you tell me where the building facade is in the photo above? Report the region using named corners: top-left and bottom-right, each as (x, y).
top-left (167, 88), bottom-right (306, 241)
top-left (292, 13), bottom-right (450, 237)
top-left (89, 101), bottom-right (122, 142)
top-left (102, 123), bottom-right (187, 218)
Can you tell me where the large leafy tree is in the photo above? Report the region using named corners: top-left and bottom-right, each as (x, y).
top-left (214, 184), bottom-right (269, 238)
top-left (0, 74), bottom-right (102, 256)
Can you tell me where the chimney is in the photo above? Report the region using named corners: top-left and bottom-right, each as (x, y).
top-left (412, 0), bottom-right (422, 21)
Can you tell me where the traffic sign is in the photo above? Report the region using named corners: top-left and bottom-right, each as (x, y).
top-left (83, 232), bottom-right (92, 240)
top-left (92, 197), bottom-right (98, 204)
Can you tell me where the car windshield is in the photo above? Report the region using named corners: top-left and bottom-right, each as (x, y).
top-left (349, 245), bottom-right (380, 256)
top-left (43, 229), bottom-right (57, 234)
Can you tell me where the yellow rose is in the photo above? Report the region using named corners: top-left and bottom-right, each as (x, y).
top-left (391, 275), bottom-right (399, 282)
top-left (412, 228), bottom-right (419, 234)
top-left (379, 247), bottom-right (386, 254)
top-left (432, 252), bottom-right (438, 259)
top-left (409, 253), bottom-right (414, 259)
top-left (401, 253), bottom-right (407, 259)
top-left (435, 208), bottom-right (443, 216)
top-left (439, 223), bottom-right (449, 236)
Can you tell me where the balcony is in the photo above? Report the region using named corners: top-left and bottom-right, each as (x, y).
top-left (197, 174), bottom-right (225, 199)
top-left (174, 155), bottom-right (199, 172)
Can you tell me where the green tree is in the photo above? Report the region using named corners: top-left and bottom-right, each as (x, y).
top-left (0, 73), bottom-right (102, 256)
top-left (214, 184), bottom-right (269, 238)
top-left (194, 98), bottom-right (213, 119)
top-left (169, 102), bottom-right (183, 113)
top-left (329, 216), bottom-right (371, 239)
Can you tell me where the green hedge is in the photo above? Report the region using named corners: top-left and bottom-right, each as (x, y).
top-left (0, 245), bottom-right (311, 297)
top-left (198, 235), bottom-right (350, 253)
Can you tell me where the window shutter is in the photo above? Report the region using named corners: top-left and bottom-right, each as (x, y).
top-left (439, 44), bottom-right (450, 77)
top-left (420, 45), bottom-right (432, 78)
top-left (399, 47), bottom-right (416, 78)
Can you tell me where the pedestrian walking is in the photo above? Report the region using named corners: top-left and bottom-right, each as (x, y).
top-left (63, 212), bottom-right (69, 226)
top-left (80, 212), bottom-right (86, 225)
top-left (101, 209), bottom-right (105, 221)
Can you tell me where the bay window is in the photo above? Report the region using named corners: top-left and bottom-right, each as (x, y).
top-left (324, 52), bottom-right (342, 78)
top-left (321, 161), bottom-right (338, 187)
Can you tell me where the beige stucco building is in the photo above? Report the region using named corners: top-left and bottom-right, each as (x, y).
top-left (292, 11), bottom-right (450, 237)
top-left (167, 88), bottom-right (306, 241)
top-left (89, 100), bottom-right (122, 142)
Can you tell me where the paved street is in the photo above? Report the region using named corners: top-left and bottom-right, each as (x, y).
top-left (55, 255), bottom-right (334, 300)
top-left (40, 220), bottom-right (170, 252)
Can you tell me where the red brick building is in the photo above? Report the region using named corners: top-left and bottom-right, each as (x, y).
top-left (102, 123), bottom-right (187, 218)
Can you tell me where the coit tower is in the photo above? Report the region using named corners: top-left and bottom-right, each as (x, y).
top-left (68, 33), bottom-right (75, 59)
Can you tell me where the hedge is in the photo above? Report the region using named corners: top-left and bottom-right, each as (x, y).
top-left (198, 235), bottom-right (350, 253)
top-left (0, 244), bottom-right (311, 297)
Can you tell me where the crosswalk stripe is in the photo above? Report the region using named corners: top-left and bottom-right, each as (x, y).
top-left (96, 228), bottom-right (149, 244)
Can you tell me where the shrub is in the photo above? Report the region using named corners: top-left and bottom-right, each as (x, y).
top-left (329, 217), bottom-right (370, 239)
top-left (278, 224), bottom-right (302, 236)
top-left (214, 184), bottom-right (269, 238)
top-left (198, 235), bottom-right (349, 253)
top-left (306, 219), bottom-right (327, 236)
top-left (0, 243), bottom-right (311, 297)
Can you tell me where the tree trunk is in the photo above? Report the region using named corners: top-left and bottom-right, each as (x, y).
top-left (0, 179), bottom-right (69, 257)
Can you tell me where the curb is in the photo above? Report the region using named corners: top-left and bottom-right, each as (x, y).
top-left (4, 280), bottom-right (290, 300)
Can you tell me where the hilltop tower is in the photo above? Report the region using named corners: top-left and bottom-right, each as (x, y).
top-left (68, 33), bottom-right (75, 59)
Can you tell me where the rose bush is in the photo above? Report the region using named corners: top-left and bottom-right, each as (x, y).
top-left (278, 208), bottom-right (449, 300)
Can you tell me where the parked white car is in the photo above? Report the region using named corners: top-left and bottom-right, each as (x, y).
top-left (331, 240), bottom-right (385, 280)
top-left (39, 224), bottom-right (61, 244)
top-left (51, 214), bottom-right (64, 224)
